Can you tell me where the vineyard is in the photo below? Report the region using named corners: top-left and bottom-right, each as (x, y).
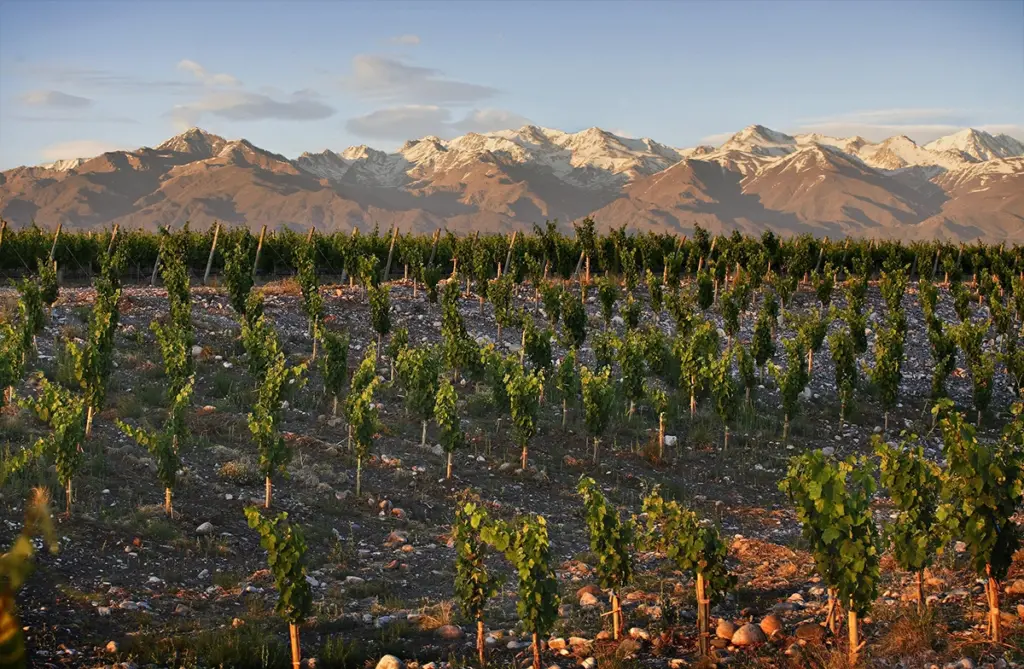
top-left (0, 220), bottom-right (1022, 669)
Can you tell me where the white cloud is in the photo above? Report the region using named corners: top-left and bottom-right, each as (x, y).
top-left (791, 108), bottom-right (981, 143)
top-left (346, 105), bottom-right (451, 139)
top-left (177, 59), bottom-right (240, 87)
top-left (347, 106), bottom-right (532, 140)
top-left (451, 108), bottom-right (532, 133)
top-left (40, 139), bottom-right (120, 161)
top-left (19, 90), bottom-right (92, 109)
top-left (699, 131), bottom-right (736, 146)
top-left (608, 128), bottom-right (637, 139)
top-left (170, 90), bottom-right (334, 128)
top-left (342, 54), bottom-right (496, 104)
top-left (389, 34), bottom-right (421, 45)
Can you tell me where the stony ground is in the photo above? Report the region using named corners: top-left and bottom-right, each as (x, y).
top-left (1, 277), bottom-right (1022, 669)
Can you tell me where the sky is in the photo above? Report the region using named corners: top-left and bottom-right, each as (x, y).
top-left (1, 0), bottom-right (1022, 169)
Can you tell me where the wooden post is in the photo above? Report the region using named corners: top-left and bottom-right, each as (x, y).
top-left (382, 225), bottom-right (398, 284)
top-left (0, 219), bottom-right (6, 251)
top-left (848, 609), bottom-right (859, 666)
top-left (987, 564), bottom-right (1002, 643)
top-left (696, 573), bottom-right (710, 655)
top-left (932, 247), bottom-right (941, 280)
top-left (203, 222), bottom-right (220, 286)
top-left (504, 230), bottom-right (518, 275)
top-left (252, 225), bottom-right (267, 279)
top-left (289, 622), bottom-right (301, 669)
top-left (48, 223), bottom-right (62, 262)
top-left (106, 224), bottom-right (120, 255)
top-left (477, 619), bottom-right (486, 667)
top-left (427, 228), bottom-right (442, 267)
top-left (306, 226), bottom-right (315, 244)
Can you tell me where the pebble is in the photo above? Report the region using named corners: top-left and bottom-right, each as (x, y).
top-left (664, 435), bottom-right (678, 447)
top-left (582, 659), bottom-right (597, 669)
top-left (794, 622), bottom-right (825, 643)
top-left (628, 627), bottom-right (649, 641)
top-left (198, 569), bottom-right (209, 579)
top-left (375, 656), bottom-right (403, 669)
top-left (759, 613), bottom-right (783, 638)
top-left (195, 521), bottom-right (214, 535)
top-left (105, 641), bottom-right (118, 654)
top-left (731, 623), bottom-right (767, 646)
top-left (716, 619), bottom-right (736, 640)
top-left (579, 592), bottom-right (599, 607)
top-left (435, 624), bottom-right (463, 640)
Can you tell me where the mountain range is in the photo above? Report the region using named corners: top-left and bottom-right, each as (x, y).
top-left (2, 124), bottom-right (1023, 241)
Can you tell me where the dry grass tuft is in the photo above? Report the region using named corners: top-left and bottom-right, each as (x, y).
top-left (260, 278), bottom-right (301, 296)
top-left (416, 600), bottom-right (455, 631)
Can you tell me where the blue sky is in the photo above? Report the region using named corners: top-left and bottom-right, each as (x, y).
top-left (1, 0), bottom-right (1022, 168)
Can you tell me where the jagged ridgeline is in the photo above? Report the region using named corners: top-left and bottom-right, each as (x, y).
top-left (0, 221), bottom-right (1021, 281)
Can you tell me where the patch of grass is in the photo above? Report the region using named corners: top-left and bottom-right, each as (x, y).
top-left (873, 604), bottom-right (947, 661)
top-left (261, 277), bottom-right (301, 296)
top-left (346, 580), bottom-right (390, 600)
top-left (114, 393), bottom-right (145, 420)
top-left (318, 635), bottom-right (367, 669)
top-left (138, 384), bottom-right (166, 408)
top-left (210, 368), bottom-right (239, 399)
top-left (121, 622), bottom-right (290, 668)
top-left (219, 457), bottom-right (259, 485)
top-left (213, 570), bottom-right (244, 589)
top-left (416, 600), bottom-right (455, 631)
top-left (464, 390), bottom-right (494, 418)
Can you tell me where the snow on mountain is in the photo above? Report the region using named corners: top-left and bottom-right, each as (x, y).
top-left (857, 135), bottom-right (968, 172)
top-left (934, 156), bottom-right (1024, 191)
top-left (39, 157), bottom-right (86, 172)
top-left (924, 129), bottom-right (1024, 162)
top-left (155, 127), bottom-right (227, 157)
top-left (719, 125), bottom-right (798, 157)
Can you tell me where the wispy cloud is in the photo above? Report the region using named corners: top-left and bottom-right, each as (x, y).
top-left (342, 55), bottom-right (496, 105)
top-left (40, 139), bottom-right (121, 161)
top-left (792, 108), bottom-right (981, 143)
top-left (18, 63), bottom-right (201, 93)
top-left (177, 59), bottom-right (240, 87)
top-left (347, 105), bottom-right (530, 140)
top-left (451, 108), bottom-right (531, 134)
top-left (699, 131), bottom-right (736, 146)
top-left (19, 90), bottom-right (92, 109)
top-left (388, 34), bottom-right (421, 45)
top-left (171, 90), bottom-right (334, 128)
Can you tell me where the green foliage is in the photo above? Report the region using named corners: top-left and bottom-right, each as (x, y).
top-left (875, 435), bottom-right (945, 574)
top-left (488, 274), bottom-right (516, 331)
top-left (813, 264), bottom-right (835, 307)
top-left (241, 296), bottom-right (282, 385)
top-left (951, 281), bottom-right (972, 322)
top-left (440, 278), bottom-right (480, 379)
top-left (506, 366), bottom-right (544, 448)
top-left (577, 476), bottom-right (633, 591)
top-left (453, 498), bottom-right (503, 623)
top-left (368, 284), bottom-right (392, 338)
top-left (244, 507), bottom-right (312, 625)
top-left (151, 317), bottom-right (193, 400)
top-left (223, 238), bottom-right (254, 317)
top-left (482, 515), bottom-right (561, 639)
top-left (434, 378), bottom-right (465, 455)
top-left (554, 348), bottom-right (580, 408)
top-left (828, 327), bottom-right (858, 417)
top-left (696, 270), bottom-right (714, 310)
top-left (646, 269), bottom-right (664, 314)
top-left (295, 240), bottom-right (324, 334)
top-left (639, 486), bottom-right (733, 603)
top-left (480, 345), bottom-right (517, 414)
top-left (751, 311), bottom-right (775, 371)
top-left (735, 343), bottom-right (757, 400)
top-left (539, 281), bottom-right (562, 326)
top-left (789, 307), bottom-right (828, 354)
top-left (0, 488), bottom-right (59, 669)
top-left (20, 374), bottom-right (86, 497)
top-left (560, 290), bottom-right (587, 349)
top-left (580, 366), bottom-right (615, 440)
top-left (720, 289), bottom-right (741, 341)
top-left (249, 351), bottom-right (307, 480)
top-left (936, 400), bottom-right (1023, 581)
top-left (522, 317), bottom-right (553, 372)
top-left (770, 337), bottom-right (809, 421)
top-left (709, 347), bottom-right (739, 428)
top-left (619, 330), bottom-right (646, 411)
top-left (675, 318), bottom-right (720, 407)
top-left (621, 293), bottom-right (641, 331)
top-left (866, 323), bottom-right (904, 416)
top-left (118, 376), bottom-right (195, 496)
top-left (396, 345), bottom-right (442, 423)
top-left (597, 275), bottom-right (619, 327)
top-left (348, 375), bottom-right (380, 464)
top-left (37, 259), bottom-right (59, 307)
top-left (319, 329), bottom-right (350, 403)
top-left (779, 451), bottom-right (881, 616)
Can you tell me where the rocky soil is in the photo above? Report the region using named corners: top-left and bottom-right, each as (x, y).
top-left (0, 277), bottom-right (1021, 669)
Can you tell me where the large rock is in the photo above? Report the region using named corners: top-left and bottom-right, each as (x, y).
top-left (435, 625), bottom-right (463, 640)
top-left (731, 623), bottom-right (767, 646)
top-left (576, 584), bottom-right (602, 598)
top-left (375, 656), bottom-right (402, 669)
top-left (794, 622), bottom-right (825, 643)
top-left (759, 613), bottom-right (783, 638)
top-left (716, 619), bottom-right (736, 640)
top-left (1005, 579), bottom-right (1024, 595)
top-left (579, 591), bottom-right (600, 607)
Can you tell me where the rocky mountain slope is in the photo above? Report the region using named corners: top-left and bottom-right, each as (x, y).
top-left (2, 125), bottom-right (1022, 240)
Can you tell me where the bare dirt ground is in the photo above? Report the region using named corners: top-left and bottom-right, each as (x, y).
top-left (1, 278), bottom-right (1022, 669)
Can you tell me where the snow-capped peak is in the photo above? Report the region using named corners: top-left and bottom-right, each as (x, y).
top-left (924, 128), bottom-right (1024, 162)
top-left (719, 125), bottom-right (797, 156)
top-left (156, 127), bottom-right (227, 156)
top-left (39, 157), bottom-right (86, 172)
